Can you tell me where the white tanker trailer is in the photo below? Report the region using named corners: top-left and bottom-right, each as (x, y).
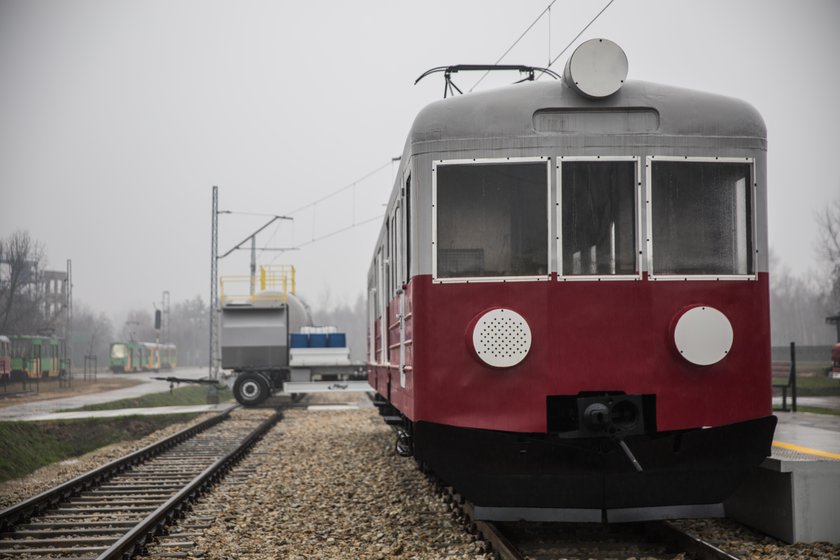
top-left (219, 266), bottom-right (369, 405)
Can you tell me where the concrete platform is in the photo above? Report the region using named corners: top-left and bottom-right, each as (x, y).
top-left (726, 409), bottom-right (840, 544)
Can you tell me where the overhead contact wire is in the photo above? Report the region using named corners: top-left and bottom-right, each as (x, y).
top-left (469, 0), bottom-right (558, 92)
top-left (538, 0), bottom-right (617, 79)
top-left (286, 159), bottom-right (393, 216)
top-left (263, 159), bottom-right (393, 258)
top-left (295, 214), bottom-right (384, 249)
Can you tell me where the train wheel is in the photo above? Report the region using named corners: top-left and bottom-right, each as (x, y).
top-left (233, 372), bottom-right (270, 406)
top-left (395, 428), bottom-right (413, 457)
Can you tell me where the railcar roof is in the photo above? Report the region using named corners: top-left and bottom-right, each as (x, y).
top-left (409, 79), bottom-right (766, 145)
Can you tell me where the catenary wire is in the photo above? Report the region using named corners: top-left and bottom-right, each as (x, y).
top-left (469, 0), bottom-right (558, 92)
top-left (538, 0), bottom-right (616, 79)
top-left (285, 159), bottom-right (393, 216)
top-left (258, 159), bottom-right (394, 255)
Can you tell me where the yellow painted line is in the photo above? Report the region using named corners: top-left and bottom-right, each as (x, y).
top-left (773, 440), bottom-right (840, 460)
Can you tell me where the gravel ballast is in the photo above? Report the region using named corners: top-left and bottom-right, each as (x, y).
top-left (165, 401), bottom-right (489, 559)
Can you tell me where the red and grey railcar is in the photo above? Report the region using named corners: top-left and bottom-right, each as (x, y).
top-left (367, 39), bottom-right (775, 522)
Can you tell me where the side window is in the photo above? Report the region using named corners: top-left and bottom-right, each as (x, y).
top-left (404, 175), bottom-right (411, 283)
top-left (434, 160), bottom-right (549, 279)
top-left (377, 248), bottom-right (389, 364)
top-left (649, 159), bottom-right (753, 276)
top-left (367, 283), bottom-right (376, 364)
top-left (559, 159), bottom-right (638, 277)
top-left (384, 221), bottom-right (391, 301)
top-left (390, 210), bottom-right (400, 294)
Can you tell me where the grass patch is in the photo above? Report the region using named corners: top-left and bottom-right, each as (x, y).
top-left (0, 414), bottom-right (199, 483)
top-left (790, 406), bottom-right (840, 417)
top-left (771, 374), bottom-right (840, 396)
top-left (794, 361), bottom-right (833, 374)
top-left (68, 385), bottom-right (233, 412)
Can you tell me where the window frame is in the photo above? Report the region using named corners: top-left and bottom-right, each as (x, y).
top-left (403, 173), bottom-right (411, 284)
top-left (431, 156), bottom-right (553, 284)
top-left (556, 156), bottom-right (642, 282)
top-left (645, 155), bottom-right (758, 282)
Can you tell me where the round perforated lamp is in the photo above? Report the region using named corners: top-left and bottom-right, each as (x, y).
top-left (470, 308), bottom-right (532, 368)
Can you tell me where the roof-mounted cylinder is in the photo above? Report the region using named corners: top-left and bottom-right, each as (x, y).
top-left (563, 38), bottom-right (628, 99)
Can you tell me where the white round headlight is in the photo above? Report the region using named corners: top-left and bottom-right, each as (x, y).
top-left (673, 306), bottom-right (733, 366)
top-left (563, 38), bottom-right (628, 99)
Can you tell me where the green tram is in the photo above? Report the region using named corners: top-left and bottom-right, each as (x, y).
top-left (7, 335), bottom-right (68, 381)
top-left (110, 341), bottom-right (177, 373)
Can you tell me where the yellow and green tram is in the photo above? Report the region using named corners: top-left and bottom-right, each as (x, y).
top-left (110, 341), bottom-right (177, 373)
top-left (8, 335), bottom-right (68, 381)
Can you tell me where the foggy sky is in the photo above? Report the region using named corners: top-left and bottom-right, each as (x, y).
top-left (1, 0), bottom-right (838, 321)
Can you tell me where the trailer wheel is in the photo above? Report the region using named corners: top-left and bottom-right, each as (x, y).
top-left (233, 372), bottom-right (270, 406)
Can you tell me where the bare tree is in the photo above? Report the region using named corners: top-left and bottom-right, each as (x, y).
top-left (70, 303), bottom-right (114, 367)
top-left (0, 230), bottom-right (46, 334)
top-left (120, 309), bottom-right (156, 342)
top-left (168, 296), bottom-right (209, 366)
top-left (815, 196), bottom-right (840, 311)
top-left (769, 251), bottom-right (835, 345)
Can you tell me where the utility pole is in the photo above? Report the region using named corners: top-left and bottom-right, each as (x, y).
top-left (250, 236), bottom-right (257, 296)
top-left (208, 187), bottom-right (220, 404)
top-left (162, 291), bottom-right (170, 344)
top-left (64, 259), bottom-right (72, 383)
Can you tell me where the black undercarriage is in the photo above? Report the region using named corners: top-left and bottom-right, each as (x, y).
top-left (374, 392), bottom-right (776, 520)
top-left (411, 415), bottom-right (777, 515)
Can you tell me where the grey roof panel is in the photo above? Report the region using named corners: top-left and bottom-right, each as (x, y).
top-left (409, 80), bottom-right (766, 146)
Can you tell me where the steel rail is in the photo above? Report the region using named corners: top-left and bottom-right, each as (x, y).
top-left (96, 409), bottom-right (282, 560)
top-left (647, 520), bottom-right (743, 560)
top-left (435, 481), bottom-right (743, 560)
top-left (0, 406), bottom-right (236, 532)
top-left (472, 520), bottom-right (525, 560)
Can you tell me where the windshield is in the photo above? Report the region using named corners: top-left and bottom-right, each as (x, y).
top-left (12, 340), bottom-right (29, 359)
top-left (111, 344), bottom-right (127, 359)
top-left (651, 161), bottom-right (753, 276)
top-left (561, 160), bottom-right (636, 275)
top-left (436, 161), bottom-right (548, 278)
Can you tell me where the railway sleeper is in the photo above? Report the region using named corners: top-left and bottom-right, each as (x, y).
top-left (0, 535), bottom-right (118, 547)
top-left (0, 545), bottom-right (109, 556)
top-left (2, 527), bottom-right (127, 537)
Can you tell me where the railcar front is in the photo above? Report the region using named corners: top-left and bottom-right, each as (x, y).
top-left (110, 342), bottom-right (130, 373)
top-left (9, 335), bottom-right (64, 380)
top-left (368, 46), bottom-right (775, 522)
top-left (0, 336), bottom-right (10, 379)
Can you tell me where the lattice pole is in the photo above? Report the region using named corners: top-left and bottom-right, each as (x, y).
top-left (209, 186), bottom-right (220, 385)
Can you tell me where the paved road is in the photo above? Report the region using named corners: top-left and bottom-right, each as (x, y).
top-left (0, 367), bottom-right (221, 420)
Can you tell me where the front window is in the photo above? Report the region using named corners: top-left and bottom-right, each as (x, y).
top-left (435, 160), bottom-right (549, 279)
top-left (560, 159), bottom-right (637, 276)
top-left (12, 340), bottom-right (29, 359)
top-left (111, 343), bottom-right (127, 359)
top-left (650, 159), bottom-right (753, 276)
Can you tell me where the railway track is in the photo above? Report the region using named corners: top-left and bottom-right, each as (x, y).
top-left (472, 518), bottom-right (741, 560)
top-left (439, 485), bottom-right (741, 560)
top-left (0, 407), bottom-right (280, 560)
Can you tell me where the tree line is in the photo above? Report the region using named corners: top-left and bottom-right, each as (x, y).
top-left (0, 230), bottom-right (210, 369)
top-left (770, 196), bottom-right (840, 346)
